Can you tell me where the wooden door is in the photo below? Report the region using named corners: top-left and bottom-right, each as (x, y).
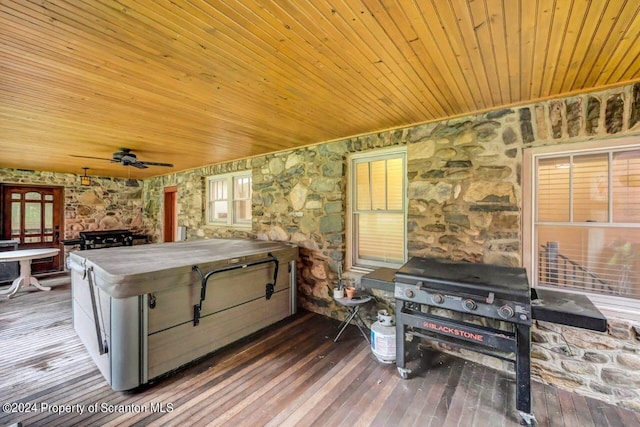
top-left (163, 186), bottom-right (177, 242)
top-left (1, 185), bottom-right (63, 273)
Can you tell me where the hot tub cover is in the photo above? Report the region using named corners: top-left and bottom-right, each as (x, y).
top-left (68, 239), bottom-right (298, 298)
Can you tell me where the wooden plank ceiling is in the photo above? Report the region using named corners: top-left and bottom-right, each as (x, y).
top-left (1, 0), bottom-right (639, 178)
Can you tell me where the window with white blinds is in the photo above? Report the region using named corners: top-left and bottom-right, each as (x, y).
top-left (206, 172), bottom-right (252, 227)
top-left (350, 149), bottom-right (406, 269)
top-left (534, 148), bottom-right (640, 299)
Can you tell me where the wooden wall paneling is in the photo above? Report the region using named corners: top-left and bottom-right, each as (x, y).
top-left (335, 0), bottom-right (450, 119)
top-left (1, 0), bottom-right (640, 178)
top-left (529, 0), bottom-right (554, 99)
top-left (402, 1), bottom-right (476, 113)
top-left (590, 2), bottom-right (640, 86)
top-left (421, 1), bottom-right (485, 111)
top-left (550, 0), bottom-right (590, 94)
top-left (382, 0), bottom-right (466, 114)
top-left (360, 0), bottom-right (458, 117)
top-left (308, 0), bottom-right (427, 122)
top-left (502, 0), bottom-right (522, 104)
top-left (482, 0), bottom-right (512, 105)
top-left (467, 0), bottom-right (504, 106)
top-left (572, 1), bottom-right (628, 89)
top-left (446, 0), bottom-right (495, 108)
top-left (198, 0), bottom-right (397, 127)
top-left (539, 0), bottom-right (574, 97)
top-left (262, 1), bottom-right (413, 124)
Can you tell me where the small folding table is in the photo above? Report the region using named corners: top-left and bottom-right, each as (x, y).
top-left (333, 295), bottom-right (373, 343)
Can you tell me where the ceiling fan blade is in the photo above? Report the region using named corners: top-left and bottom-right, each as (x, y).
top-left (69, 154), bottom-right (114, 162)
top-left (131, 162), bottom-right (149, 169)
top-left (140, 161), bottom-right (174, 167)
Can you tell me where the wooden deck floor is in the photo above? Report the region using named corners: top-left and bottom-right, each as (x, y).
top-left (1, 276), bottom-right (639, 427)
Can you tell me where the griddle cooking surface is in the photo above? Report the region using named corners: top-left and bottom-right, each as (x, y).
top-left (395, 257), bottom-right (530, 296)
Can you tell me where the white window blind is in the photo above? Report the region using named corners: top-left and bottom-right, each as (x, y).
top-left (206, 172), bottom-right (252, 227)
top-left (535, 148), bottom-right (640, 299)
top-left (351, 151), bottom-right (406, 269)
top-left (233, 176), bottom-right (252, 225)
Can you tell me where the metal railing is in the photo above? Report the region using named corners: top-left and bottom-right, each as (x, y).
top-left (538, 242), bottom-right (614, 293)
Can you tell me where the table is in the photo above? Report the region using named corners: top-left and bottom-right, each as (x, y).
top-left (334, 295), bottom-right (373, 343)
top-left (0, 248), bottom-right (60, 298)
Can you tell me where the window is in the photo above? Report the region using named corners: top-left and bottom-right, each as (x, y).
top-left (348, 148), bottom-right (406, 269)
top-left (524, 139), bottom-right (640, 315)
top-left (206, 172), bottom-right (252, 227)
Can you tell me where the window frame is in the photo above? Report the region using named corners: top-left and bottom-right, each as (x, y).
top-left (205, 171), bottom-right (252, 228)
top-left (346, 146), bottom-right (407, 271)
top-left (523, 136), bottom-right (640, 320)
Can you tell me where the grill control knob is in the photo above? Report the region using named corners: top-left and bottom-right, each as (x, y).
top-left (432, 293), bottom-right (445, 304)
top-left (405, 289), bottom-right (415, 299)
top-left (463, 299), bottom-right (477, 311)
top-left (498, 305), bottom-right (515, 319)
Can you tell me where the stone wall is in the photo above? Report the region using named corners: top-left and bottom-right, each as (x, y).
top-left (141, 83), bottom-right (640, 410)
top-left (0, 168), bottom-right (145, 249)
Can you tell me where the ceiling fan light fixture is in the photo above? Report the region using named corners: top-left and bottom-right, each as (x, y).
top-left (125, 178), bottom-right (140, 187)
top-left (80, 167), bottom-right (91, 186)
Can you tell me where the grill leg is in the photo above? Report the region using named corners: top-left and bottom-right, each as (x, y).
top-left (516, 324), bottom-right (536, 426)
top-left (395, 300), bottom-right (410, 379)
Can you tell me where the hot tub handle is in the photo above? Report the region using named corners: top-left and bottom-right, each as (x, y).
top-left (191, 253), bottom-right (280, 326)
top-left (265, 252), bottom-right (279, 300)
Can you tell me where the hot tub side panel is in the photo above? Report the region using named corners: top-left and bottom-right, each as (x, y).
top-left (71, 268), bottom-right (112, 383)
top-left (146, 258), bottom-right (295, 379)
top-left (71, 268), bottom-right (143, 391)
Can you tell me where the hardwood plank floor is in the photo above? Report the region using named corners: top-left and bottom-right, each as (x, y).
top-left (1, 276), bottom-right (639, 426)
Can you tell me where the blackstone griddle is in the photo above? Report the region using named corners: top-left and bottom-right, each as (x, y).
top-left (361, 257), bottom-right (607, 427)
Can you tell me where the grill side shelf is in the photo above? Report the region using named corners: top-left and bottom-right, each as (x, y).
top-left (531, 288), bottom-right (607, 332)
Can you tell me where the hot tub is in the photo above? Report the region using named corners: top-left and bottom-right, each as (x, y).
top-left (68, 239), bottom-right (298, 391)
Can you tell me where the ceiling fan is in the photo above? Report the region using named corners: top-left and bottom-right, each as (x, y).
top-left (71, 148), bottom-right (174, 169)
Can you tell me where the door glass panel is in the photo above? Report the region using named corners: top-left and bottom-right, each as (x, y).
top-left (11, 202), bottom-right (21, 235)
top-left (25, 192), bottom-right (42, 200)
top-left (24, 236), bottom-right (42, 243)
top-left (44, 236), bottom-right (54, 242)
top-left (45, 203), bottom-right (53, 232)
top-left (11, 193), bottom-right (21, 200)
top-left (44, 194), bottom-right (53, 201)
top-left (25, 203), bottom-right (42, 234)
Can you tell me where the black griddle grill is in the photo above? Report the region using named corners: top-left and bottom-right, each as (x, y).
top-left (394, 256), bottom-right (536, 425)
top-left (61, 230), bottom-right (135, 250)
top-left (63, 230), bottom-right (150, 250)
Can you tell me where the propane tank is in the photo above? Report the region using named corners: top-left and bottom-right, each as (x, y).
top-left (370, 310), bottom-right (396, 364)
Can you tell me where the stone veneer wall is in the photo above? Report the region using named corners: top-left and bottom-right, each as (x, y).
top-left (0, 168), bottom-right (145, 246)
top-left (142, 83), bottom-right (640, 410)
